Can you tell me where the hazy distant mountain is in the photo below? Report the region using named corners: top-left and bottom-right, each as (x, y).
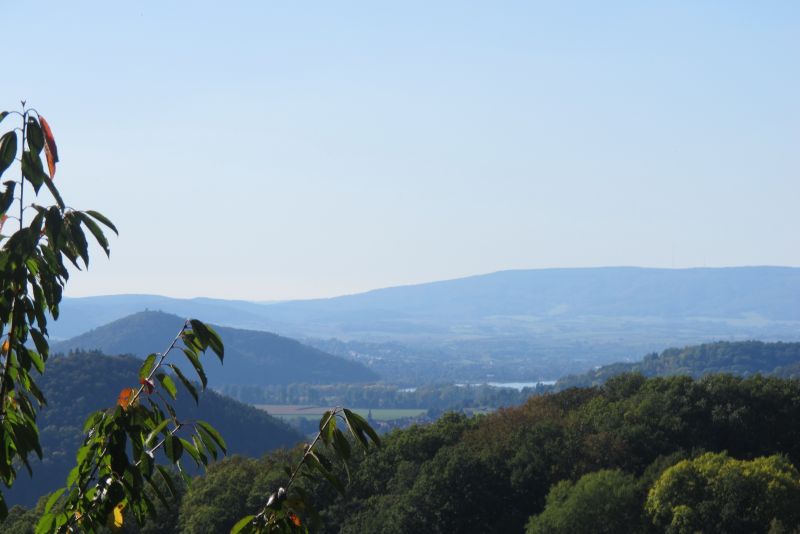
top-left (51, 294), bottom-right (277, 340)
top-left (5, 351), bottom-right (303, 507)
top-left (56, 267), bottom-right (800, 335)
top-left (52, 311), bottom-right (380, 385)
top-left (556, 340), bottom-right (800, 389)
top-left (262, 266), bottom-right (800, 322)
top-left (54, 267), bottom-right (800, 382)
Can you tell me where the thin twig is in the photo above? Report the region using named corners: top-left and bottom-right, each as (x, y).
top-left (255, 408), bottom-right (339, 520)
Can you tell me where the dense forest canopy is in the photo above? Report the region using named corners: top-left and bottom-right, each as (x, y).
top-left (6, 373), bottom-right (800, 533)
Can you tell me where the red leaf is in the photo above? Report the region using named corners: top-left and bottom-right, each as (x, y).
top-left (117, 387), bottom-right (137, 410)
top-left (39, 116), bottom-right (59, 178)
top-left (140, 377), bottom-right (154, 394)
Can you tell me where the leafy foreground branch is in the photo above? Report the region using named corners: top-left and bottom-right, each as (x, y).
top-left (232, 407), bottom-right (380, 534)
top-left (36, 319), bottom-right (224, 533)
top-left (1, 104), bottom-right (382, 533)
top-left (0, 104), bottom-right (117, 518)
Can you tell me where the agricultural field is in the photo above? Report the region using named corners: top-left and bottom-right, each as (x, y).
top-left (255, 405), bottom-right (426, 422)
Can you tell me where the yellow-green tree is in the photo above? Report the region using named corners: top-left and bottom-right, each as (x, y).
top-left (646, 452), bottom-right (800, 534)
top-left (525, 469), bottom-right (642, 534)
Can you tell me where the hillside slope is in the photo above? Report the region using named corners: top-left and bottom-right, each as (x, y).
top-left (52, 311), bottom-right (380, 385)
top-left (5, 351), bottom-right (304, 507)
top-left (556, 340), bottom-right (800, 388)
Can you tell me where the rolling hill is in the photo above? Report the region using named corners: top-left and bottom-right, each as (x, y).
top-left (52, 311), bottom-right (380, 385)
top-left (54, 267), bottom-right (800, 382)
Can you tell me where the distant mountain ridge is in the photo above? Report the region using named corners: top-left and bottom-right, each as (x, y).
top-left (263, 266), bottom-right (800, 320)
top-left (54, 267), bottom-right (800, 381)
top-left (53, 311), bottom-right (379, 385)
top-left (555, 340), bottom-right (800, 389)
top-left (56, 267), bottom-right (800, 336)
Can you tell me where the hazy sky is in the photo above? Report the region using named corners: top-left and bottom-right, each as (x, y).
top-left (2, 2), bottom-right (798, 300)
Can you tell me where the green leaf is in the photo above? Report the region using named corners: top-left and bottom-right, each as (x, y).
top-left (82, 411), bottom-right (103, 433)
top-left (21, 150), bottom-right (48, 192)
top-left (230, 515), bottom-right (256, 534)
top-left (191, 435), bottom-right (209, 466)
top-left (190, 319), bottom-right (224, 361)
top-left (29, 329), bottom-right (49, 359)
top-left (42, 175), bottom-right (64, 208)
top-left (27, 117), bottom-right (44, 154)
top-left (85, 209), bottom-right (118, 235)
top-left (168, 364), bottom-right (198, 404)
top-left (164, 434), bottom-right (183, 462)
top-left (44, 488), bottom-right (65, 513)
top-left (139, 354), bottom-right (157, 381)
top-left (145, 419), bottom-right (171, 446)
top-left (0, 111), bottom-right (8, 124)
top-left (332, 428), bottom-right (351, 462)
top-left (0, 180), bottom-right (16, 213)
top-left (67, 215), bottom-right (90, 266)
top-left (156, 465), bottom-right (178, 497)
top-left (179, 437), bottom-right (203, 467)
top-left (156, 373), bottom-right (177, 400)
top-left (182, 348), bottom-right (207, 388)
top-left (195, 426), bottom-right (218, 460)
top-left (26, 349), bottom-right (45, 374)
top-left (319, 411), bottom-right (336, 447)
top-left (35, 511), bottom-right (56, 534)
top-left (0, 131), bottom-right (17, 177)
top-left (77, 211), bottom-right (110, 256)
top-left (341, 409), bottom-right (368, 449)
top-left (307, 450), bottom-right (345, 495)
top-left (196, 420), bottom-right (227, 454)
top-left (66, 466), bottom-right (79, 487)
top-left (26, 377), bottom-right (46, 405)
top-left (146, 475), bottom-right (170, 508)
top-left (343, 408), bottom-right (381, 448)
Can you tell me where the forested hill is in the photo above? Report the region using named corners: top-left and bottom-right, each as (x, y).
top-left (556, 340), bottom-right (800, 389)
top-left (52, 311), bottom-right (379, 385)
top-left (4, 351), bottom-right (303, 508)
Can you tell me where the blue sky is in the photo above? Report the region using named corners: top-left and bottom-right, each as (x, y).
top-left (2, 2), bottom-right (798, 299)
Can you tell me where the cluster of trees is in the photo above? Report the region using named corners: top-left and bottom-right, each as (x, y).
top-left (43, 372), bottom-right (797, 533)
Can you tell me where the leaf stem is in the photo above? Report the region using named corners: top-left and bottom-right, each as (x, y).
top-left (19, 108), bottom-right (26, 230)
